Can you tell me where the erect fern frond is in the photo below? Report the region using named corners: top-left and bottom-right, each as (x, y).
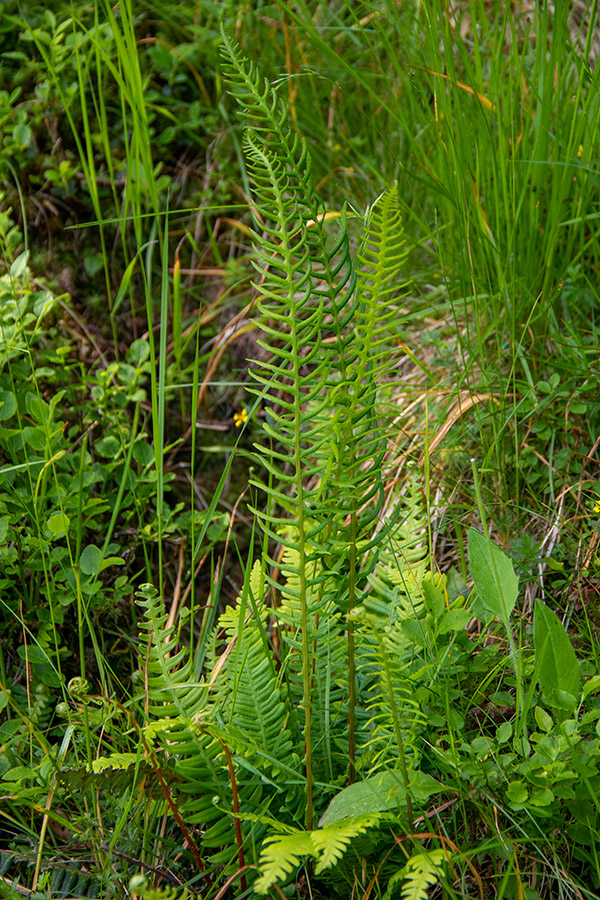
top-left (316, 184), bottom-right (410, 553)
top-left (355, 185), bottom-right (409, 361)
top-left (253, 815), bottom-right (380, 895)
top-left (356, 625), bottom-right (427, 777)
top-left (216, 561), bottom-right (298, 776)
top-left (275, 543), bottom-right (348, 785)
top-left (220, 25), bottom-right (355, 356)
top-left (219, 26), bottom-right (312, 193)
top-left (135, 583), bottom-right (206, 722)
top-left (364, 474), bottom-right (429, 623)
top-left (222, 28), bottom-right (414, 810)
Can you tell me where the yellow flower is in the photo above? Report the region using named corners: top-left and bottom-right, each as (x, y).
top-left (234, 408), bottom-right (248, 428)
top-left (577, 144), bottom-right (583, 158)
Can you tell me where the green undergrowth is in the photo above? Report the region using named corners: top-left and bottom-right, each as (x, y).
top-left (1, 2), bottom-right (600, 899)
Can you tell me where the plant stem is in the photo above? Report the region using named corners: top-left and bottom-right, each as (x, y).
top-left (347, 511), bottom-right (357, 784)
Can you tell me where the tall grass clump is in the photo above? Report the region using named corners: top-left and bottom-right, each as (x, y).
top-left (264, 0), bottom-right (600, 526)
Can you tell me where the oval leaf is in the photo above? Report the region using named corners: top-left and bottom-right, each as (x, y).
top-left (468, 528), bottom-right (519, 627)
top-left (79, 544), bottom-right (103, 577)
top-left (533, 599), bottom-right (580, 701)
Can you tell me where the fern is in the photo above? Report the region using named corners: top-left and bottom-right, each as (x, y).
top-left (275, 543), bottom-right (349, 785)
top-left (253, 832), bottom-right (315, 896)
top-left (383, 849), bottom-right (448, 900)
top-left (116, 34), bottom-right (444, 895)
top-left (216, 561), bottom-right (299, 778)
top-left (129, 875), bottom-right (196, 900)
top-left (253, 815), bottom-right (380, 895)
top-left (135, 583), bottom-right (207, 721)
top-left (59, 757), bottom-right (176, 800)
top-left (221, 30), bottom-right (412, 806)
top-left (311, 817), bottom-right (379, 874)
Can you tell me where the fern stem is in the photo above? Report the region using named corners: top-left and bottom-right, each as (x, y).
top-left (297, 467), bottom-right (314, 831)
top-left (347, 512), bottom-right (357, 784)
top-left (377, 634), bottom-right (414, 824)
top-left (117, 700), bottom-right (209, 881)
top-left (221, 739), bottom-right (247, 894)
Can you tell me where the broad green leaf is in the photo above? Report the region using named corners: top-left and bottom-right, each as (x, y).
top-left (496, 721), bottom-right (513, 743)
top-left (534, 706), bottom-right (553, 733)
top-left (530, 788), bottom-right (554, 807)
top-left (17, 644), bottom-right (51, 664)
top-left (468, 528), bottom-right (519, 626)
top-left (12, 123), bottom-right (32, 147)
top-left (533, 599), bottom-right (579, 701)
top-left (400, 618), bottom-right (427, 647)
top-left (22, 426), bottom-right (46, 450)
top-left (133, 441), bottom-right (154, 465)
top-left (438, 607), bottom-right (471, 634)
top-left (0, 391), bottom-right (16, 421)
top-left (547, 688), bottom-right (578, 713)
top-left (95, 436), bottom-right (121, 458)
top-left (47, 512), bottom-right (70, 537)
top-left (2, 766), bottom-right (37, 782)
top-left (422, 576), bottom-right (445, 619)
top-left (408, 771), bottom-right (444, 802)
top-left (79, 544), bottom-right (103, 577)
top-left (9, 249), bottom-right (29, 279)
top-left (506, 781), bottom-right (528, 805)
top-left (318, 771), bottom-right (407, 826)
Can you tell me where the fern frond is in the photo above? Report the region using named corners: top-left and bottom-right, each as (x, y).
top-left (254, 832), bottom-right (316, 895)
top-left (59, 758), bottom-right (174, 800)
top-left (254, 815), bottom-right (380, 894)
top-left (135, 584), bottom-right (206, 721)
top-left (129, 875), bottom-right (196, 900)
top-left (216, 561), bottom-right (298, 776)
top-left (274, 543), bottom-right (348, 785)
top-left (355, 185), bottom-right (409, 357)
top-left (356, 624), bottom-right (427, 775)
top-left (383, 849), bottom-right (447, 900)
top-left (312, 816), bottom-right (380, 875)
top-left (364, 475), bottom-right (429, 623)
